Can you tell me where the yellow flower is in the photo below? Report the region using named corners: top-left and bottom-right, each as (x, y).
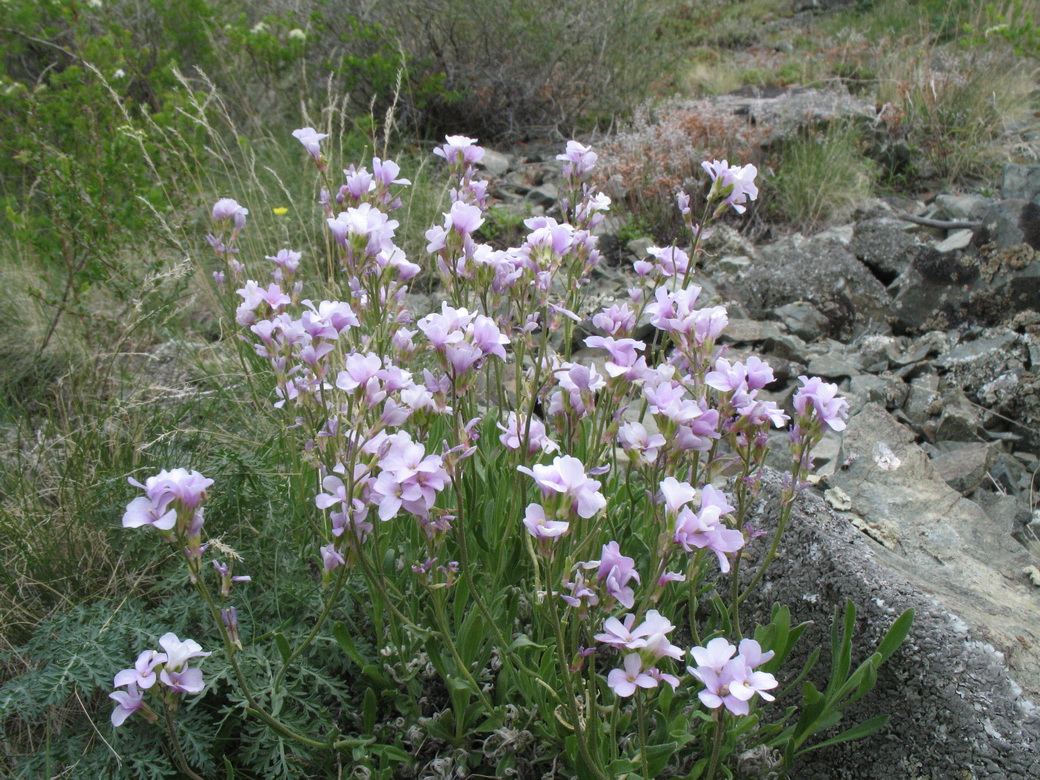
top-left (272, 207), bottom-right (288, 216)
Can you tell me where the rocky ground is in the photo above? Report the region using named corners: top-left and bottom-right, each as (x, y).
top-left (459, 104), bottom-right (1040, 777)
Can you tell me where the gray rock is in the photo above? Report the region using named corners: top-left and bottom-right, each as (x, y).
top-left (716, 254), bottom-right (751, 274)
top-left (934, 395), bottom-right (981, 441)
top-left (774, 301), bottom-right (829, 341)
top-left (934, 332), bottom-right (1025, 391)
top-left (524, 183), bottom-right (558, 208)
top-left (703, 224), bottom-right (757, 257)
top-left (888, 240), bottom-right (1040, 332)
top-left (741, 466), bottom-right (1040, 780)
top-left (1001, 163), bottom-right (1040, 202)
top-left (738, 234), bottom-right (891, 338)
top-left (825, 404), bottom-right (1040, 697)
top-left (849, 218), bottom-right (916, 283)
top-left (981, 198), bottom-right (1040, 250)
top-left (852, 334), bottom-right (903, 371)
top-left (848, 373), bottom-right (908, 413)
top-left (806, 352), bottom-right (862, 381)
top-left (625, 236), bottom-right (655, 259)
top-left (930, 441), bottom-right (995, 493)
top-left (762, 332), bottom-right (811, 364)
top-left (705, 86), bottom-right (876, 144)
top-left (477, 149), bottom-right (512, 177)
top-left (719, 317), bottom-right (784, 345)
top-left (934, 228), bottom-right (974, 253)
top-left (902, 374), bottom-right (942, 425)
top-left (934, 193), bottom-right (996, 221)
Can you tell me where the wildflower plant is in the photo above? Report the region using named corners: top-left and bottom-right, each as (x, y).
top-left (110, 127), bottom-right (913, 779)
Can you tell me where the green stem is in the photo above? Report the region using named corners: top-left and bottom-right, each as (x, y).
top-left (546, 595), bottom-right (607, 780)
top-left (162, 697), bottom-right (205, 780)
top-left (738, 436), bottom-right (814, 604)
top-left (704, 709), bottom-right (726, 780)
top-left (636, 693), bottom-right (651, 780)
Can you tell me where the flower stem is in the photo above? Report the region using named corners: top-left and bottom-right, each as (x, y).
top-left (705, 709), bottom-right (726, 780)
top-left (162, 698), bottom-right (204, 780)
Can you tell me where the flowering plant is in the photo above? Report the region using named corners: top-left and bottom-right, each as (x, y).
top-left (112, 129), bottom-right (912, 779)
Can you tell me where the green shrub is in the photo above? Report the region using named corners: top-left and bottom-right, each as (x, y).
top-left (772, 122), bottom-right (875, 232)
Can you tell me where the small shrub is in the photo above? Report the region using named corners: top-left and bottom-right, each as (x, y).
top-left (772, 122), bottom-right (876, 232)
top-left (597, 98), bottom-right (769, 242)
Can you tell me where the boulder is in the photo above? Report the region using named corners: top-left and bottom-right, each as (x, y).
top-left (742, 467), bottom-right (1040, 779)
top-left (824, 404), bottom-right (1040, 699)
top-left (849, 217), bottom-right (917, 283)
top-left (980, 199), bottom-right (1040, 250)
top-left (889, 240), bottom-right (1040, 332)
top-left (1001, 163), bottom-right (1040, 203)
top-left (774, 301), bottom-right (830, 341)
top-left (737, 234), bottom-right (891, 337)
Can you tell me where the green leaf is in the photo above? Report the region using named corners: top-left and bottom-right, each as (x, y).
top-left (363, 687), bottom-right (377, 735)
top-left (875, 609), bottom-right (914, 662)
top-left (370, 743), bottom-right (414, 764)
top-left (645, 741), bottom-right (678, 777)
top-left (223, 755), bottom-right (235, 779)
top-left (509, 634), bottom-right (546, 651)
top-left (273, 632), bottom-right (292, 663)
top-left (457, 606), bottom-right (486, 668)
top-left (797, 715), bottom-right (890, 756)
top-left (332, 621), bottom-right (369, 667)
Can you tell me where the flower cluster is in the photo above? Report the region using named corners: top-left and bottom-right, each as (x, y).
top-left (598, 610), bottom-right (684, 697)
top-left (118, 128), bottom-right (867, 779)
top-left (688, 637), bottom-right (777, 716)
top-left (110, 634), bottom-right (211, 727)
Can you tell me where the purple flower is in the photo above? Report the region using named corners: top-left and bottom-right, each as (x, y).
top-left (326, 204), bottom-right (399, 256)
top-left (556, 140), bottom-right (598, 179)
top-left (109, 682), bottom-right (146, 727)
top-left (497, 412), bottom-right (558, 455)
top-left (737, 638), bottom-right (775, 669)
top-left (522, 503), bottom-right (570, 541)
top-left (212, 198), bottom-right (248, 230)
top-left (448, 200), bottom-right (485, 235)
top-left (592, 303), bottom-right (636, 336)
top-left (690, 637), bottom-right (737, 673)
top-left (659, 476), bottom-right (697, 516)
top-left (627, 610), bottom-right (684, 661)
top-left (266, 248), bottom-right (302, 272)
top-left (647, 246), bottom-right (690, 278)
top-left (793, 375), bottom-right (849, 431)
top-left (372, 157), bottom-right (411, 188)
top-left (160, 666), bottom-right (205, 694)
top-left (559, 567), bottom-right (600, 610)
top-left (121, 495), bottom-right (176, 531)
top-left (517, 455), bottom-right (606, 519)
top-left (676, 190), bottom-right (692, 216)
top-left (702, 159), bottom-right (759, 215)
top-left (594, 613), bottom-right (639, 648)
top-left (617, 421), bottom-right (666, 466)
top-left (292, 127), bottom-right (329, 161)
top-left (158, 633), bottom-right (210, 670)
top-left (113, 650), bottom-right (167, 690)
top-left (433, 135), bottom-right (484, 167)
top-left (607, 653), bottom-right (657, 698)
top-left (123, 469), bottom-right (213, 531)
top-left (673, 485), bottom-right (744, 572)
top-left (590, 541), bottom-right (640, 609)
top-left (321, 543), bottom-right (345, 571)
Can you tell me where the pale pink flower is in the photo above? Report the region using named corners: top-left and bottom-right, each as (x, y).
top-left (292, 127), bottom-right (329, 161)
top-left (607, 653), bottom-right (657, 698)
